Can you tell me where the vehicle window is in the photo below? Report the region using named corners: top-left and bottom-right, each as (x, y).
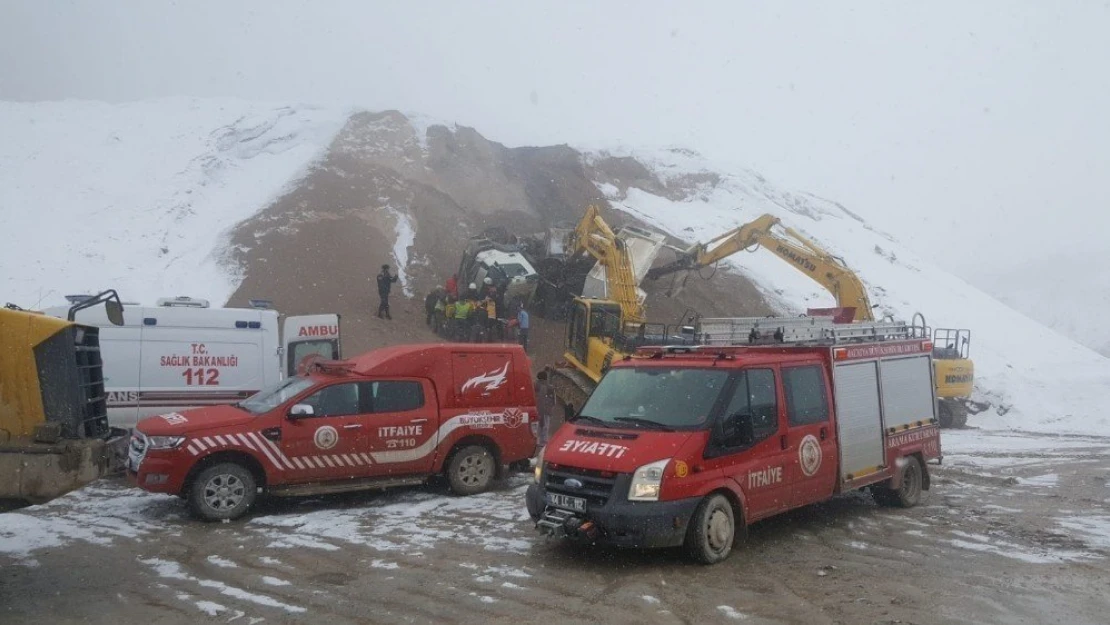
top-left (579, 367), bottom-right (730, 429)
top-left (721, 369), bottom-right (779, 443)
top-left (365, 381), bottom-right (424, 413)
top-left (288, 339), bottom-right (337, 374)
top-left (300, 383), bottom-right (361, 417)
top-left (499, 263), bottom-right (529, 278)
top-left (239, 376), bottom-right (317, 415)
top-left (783, 366), bottom-right (829, 426)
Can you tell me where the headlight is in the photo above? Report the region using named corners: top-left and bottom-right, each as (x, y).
top-left (628, 458), bottom-right (670, 502)
top-left (146, 436), bottom-right (186, 450)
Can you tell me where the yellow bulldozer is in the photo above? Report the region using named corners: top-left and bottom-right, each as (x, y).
top-left (647, 213), bottom-right (975, 427)
top-left (1, 290), bottom-right (129, 510)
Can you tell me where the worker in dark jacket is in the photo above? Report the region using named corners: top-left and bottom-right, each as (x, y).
top-left (377, 264), bottom-right (399, 320)
top-left (424, 288), bottom-right (440, 326)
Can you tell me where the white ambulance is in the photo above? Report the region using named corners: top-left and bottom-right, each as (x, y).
top-left (45, 296), bottom-right (341, 429)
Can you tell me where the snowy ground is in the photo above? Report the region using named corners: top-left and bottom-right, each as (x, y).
top-left (586, 146), bottom-right (1110, 437)
top-left (2, 428), bottom-right (1109, 625)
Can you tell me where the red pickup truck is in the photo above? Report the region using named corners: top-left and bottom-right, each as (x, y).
top-left (129, 343), bottom-right (538, 520)
top-left (527, 331), bottom-right (941, 564)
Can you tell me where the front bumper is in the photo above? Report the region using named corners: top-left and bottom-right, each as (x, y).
top-left (526, 481), bottom-right (700, 549)
top-left (126, 432), bottom-right (189, 494)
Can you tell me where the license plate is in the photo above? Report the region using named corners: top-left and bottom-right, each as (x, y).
top-left (546, 492), bottom-right (587, 512)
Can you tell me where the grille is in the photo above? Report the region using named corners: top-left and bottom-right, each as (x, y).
top-left (544, 465), bottom-right (620, 506)
top-left (74, 329), bottom-right (110, 438)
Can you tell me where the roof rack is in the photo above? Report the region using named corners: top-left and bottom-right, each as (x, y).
top-left (695, 315), bottom-right (916, 347)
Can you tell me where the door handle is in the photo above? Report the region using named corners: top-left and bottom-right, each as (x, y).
top-left (820, 426), bottom-right (828, 441)
top-left (343, 424), bottom-right (363, 430)
top-left (780, 434), bottom-right (788, 450)
top-left (410, 418), bottom-right (429, 424)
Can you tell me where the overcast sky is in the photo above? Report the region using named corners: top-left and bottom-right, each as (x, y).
top-left (3, 0), bottom-right (1109, 283)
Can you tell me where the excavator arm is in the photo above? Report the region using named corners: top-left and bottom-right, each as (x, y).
top-left (565, 205), bottom-right (646, 323)
top-left (647, 213), bottom-right (875, 322)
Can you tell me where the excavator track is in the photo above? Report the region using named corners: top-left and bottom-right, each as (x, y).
top-left (546, 365), bottom-right (596, 419)
top-left (937, 398), bottom-right (969, 428)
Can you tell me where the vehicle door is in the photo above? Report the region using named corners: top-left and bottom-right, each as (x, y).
top-left (782, 365), bottom-right (839, 507)
top-left (362, 379), bottom-right (439, 476)
top-left (703, 368), bottom-right (790, 521)
top-left (278, 381), bottom-right (373, 483)
top-left (283, 314), bottom-right (341, 376)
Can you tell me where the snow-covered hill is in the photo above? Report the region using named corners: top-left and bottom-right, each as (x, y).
top-left (2, 99), bottom-right (1108, 437)
top-left (0, 98), bottom-right (349, 307)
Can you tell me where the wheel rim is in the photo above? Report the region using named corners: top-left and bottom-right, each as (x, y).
top-left (457, 452), bottom-right (493, 486)
top-left (203, 474), bottom-right (246, 511)
top-left (706, 507), bottom-right (733, 553)
top-left (901, 462), bottom-right (921, 502)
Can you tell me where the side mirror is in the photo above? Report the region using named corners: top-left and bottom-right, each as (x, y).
top-left (288, 404), bottom-right (315, 419)
top-left (720, 412), bottom-right (755, 447)
top-left (105, 300), bottom-right (125, 327)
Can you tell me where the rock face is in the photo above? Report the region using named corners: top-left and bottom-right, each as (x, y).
top-left (225, 111), bottom-right (772, 363)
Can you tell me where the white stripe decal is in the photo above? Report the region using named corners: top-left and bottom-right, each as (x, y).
top-left (313, 457), bottom-right (326, 469)
top-left (192, 438), bottom-right (208, 451)
top-left (322, 456), bottom-right (336, 468)
top-left (331, 455), bottom-right (347, 467)
top-left (187, 444), bottom-right (199, 456)
top-left (292, 457), bottom-right (305, 470)
top-left (359, 453), bottom-right (373, 465)
top-left (214, 435), bottom-right (229, 447)
top-left (202, 437), bottom-right (216, 448)
top-left (247, 432), bottom-right (282, 470)
top-left (236, 434), bottom-right (257, 451)
top-left (258, 435), bottom-right (296, 470)
top-left (343, 454), bottom-right (358, 465)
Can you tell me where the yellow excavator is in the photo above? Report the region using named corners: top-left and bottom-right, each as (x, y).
top-left (544, 205), bottom-right (665, 417)
top-left (1, 290), bottom-right (129, 510)
top-left (647, 213), bottom-right (975, 427)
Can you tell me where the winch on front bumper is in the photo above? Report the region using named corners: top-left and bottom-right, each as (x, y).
top-left (525, 475), bottom-right (701, 549)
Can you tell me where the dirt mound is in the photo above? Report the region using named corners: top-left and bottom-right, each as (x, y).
top-left (225, 111), bottom-right (773, 367)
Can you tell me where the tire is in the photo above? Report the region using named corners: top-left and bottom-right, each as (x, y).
top-left (187, 462), bottom-right (257, 522)
top-left (685, 494), bottom-right (737, 564)
top-left (874, 456), bottom-right (924, 508)
top-left (446, 445), bottom-right (496, 496)
top-left (938, 399), bottom-right (969, 428)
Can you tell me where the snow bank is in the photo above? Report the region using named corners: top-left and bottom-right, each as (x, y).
top-left (586, 147), bottom-right (1110, 437)
top-left (0, 98), bottom-right (349, 308)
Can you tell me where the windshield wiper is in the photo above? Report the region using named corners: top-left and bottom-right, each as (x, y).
top-left (570, 414), bottom-right (610, 427)
top-left (613, 417), bottom-right (675, 432)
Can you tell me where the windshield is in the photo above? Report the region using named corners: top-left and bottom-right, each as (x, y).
top-left (499, 263), bottom-right (529, 278)
top-left (576, 367), bottom-right (731, 429)
top-left (239, 376), bottom-right (317, 415)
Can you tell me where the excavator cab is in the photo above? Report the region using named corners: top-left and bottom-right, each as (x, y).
top-left (933, 328), bottom-right (971, 360)
top-left (565, 299), bottom-right (623, 369)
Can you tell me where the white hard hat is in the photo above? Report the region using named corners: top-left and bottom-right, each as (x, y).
top-left (483, 277), bottom-right (493, 285)
top-left (469, 283), bottom-right (477, 290)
